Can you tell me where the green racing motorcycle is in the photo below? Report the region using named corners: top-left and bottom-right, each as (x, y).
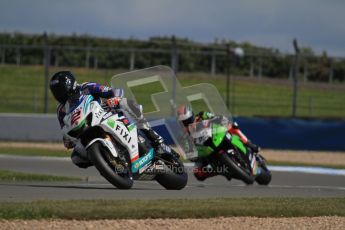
top-left (187, 116), bottom-right (271, 185)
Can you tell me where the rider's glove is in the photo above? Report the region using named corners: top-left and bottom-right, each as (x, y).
top-left (232, 121), bottom-right (240, 129)
top-left (106, 97), bottom-right (121, 109)
top-left (197, 111), bottom-right (215, 120)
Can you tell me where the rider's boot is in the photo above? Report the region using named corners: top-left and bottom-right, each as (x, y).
top-left (141, 127), bottom-right (172, 154)
top-left (193, 167), bottom-right (217, 181)
top-left (246, 141), bottom-right (260, 154)
top-left (71, 142), bottom-right (93, 168)
top-left (141, 128), bottom-right (163, 147)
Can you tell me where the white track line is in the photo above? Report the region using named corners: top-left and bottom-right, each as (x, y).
top-left (268, 166), bottom-right (345, 176)
top-left (184, 163), bottom-right (345, 176)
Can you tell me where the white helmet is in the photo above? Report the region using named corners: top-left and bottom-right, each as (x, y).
top-left (177, 105), bottom-right (194, 126)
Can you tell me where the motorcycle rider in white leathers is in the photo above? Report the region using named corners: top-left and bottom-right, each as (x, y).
top-left (50, 71), bottom-right (164, 168)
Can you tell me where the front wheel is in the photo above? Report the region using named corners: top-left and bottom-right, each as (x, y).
top-left (155, 154), bottom-right (188, 190)
top-left (88, 142), bottom-right (133, 189)
top-left (219, 153), bottom-right (255, 184)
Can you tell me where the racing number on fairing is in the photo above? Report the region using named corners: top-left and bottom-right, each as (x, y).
top-left (71, 109), bottom-right (81, 125)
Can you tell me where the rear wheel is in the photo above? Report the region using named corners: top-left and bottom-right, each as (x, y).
top-left (88, 142), bottom-right (133, 189)
top-left (255, 167), bottom-right (271, 185)
top-left (155, 154), bottom-right (188, 190)
top-left (255, 156), bottom-right (272, 185)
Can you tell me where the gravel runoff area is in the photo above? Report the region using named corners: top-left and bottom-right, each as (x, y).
top-left (0, 142), bottom-right (344, 166)
top-left (261, 150), bottom-right (345, 167)
top-left (1, 217), bottom-right (344, 230)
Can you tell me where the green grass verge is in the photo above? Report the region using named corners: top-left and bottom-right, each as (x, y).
top-left (0, 147), bottom-right (69, 157)
top-left (0, 65), bottom-right (121, 113)
top-left (1, 65), bottom-right (344, 118)
top-left (0, 170), bottom-right (81, 182)
top-left (0, 198), bottom-right (344, 219)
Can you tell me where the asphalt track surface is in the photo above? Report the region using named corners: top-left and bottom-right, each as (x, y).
top-left (0, 155), bottom-right (344, 201)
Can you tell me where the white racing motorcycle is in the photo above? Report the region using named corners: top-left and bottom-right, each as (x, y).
top-left (62, 95), bottom-right (187, 190)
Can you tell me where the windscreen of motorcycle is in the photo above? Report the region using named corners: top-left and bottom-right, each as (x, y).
top-left (110, 66), bottom-right (233, 159)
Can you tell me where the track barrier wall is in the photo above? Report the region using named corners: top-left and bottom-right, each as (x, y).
top-left (0, 114), bottom-right (344, 151)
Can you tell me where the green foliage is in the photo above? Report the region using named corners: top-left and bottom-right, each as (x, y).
top-left (0, 65), bottom-right (344, 118)
top-left (1, 32), bottom-right (344, 81)
top-left (0, 198), bottom-right (344, 219)
top-left (0, 65), bottom-right (120, 113)
top-left (0, 170), bottom-right (81, 182)
top-left (177, 73), bottom-right (345, 118)
top-left (0, 147), bottom-right (69, 157)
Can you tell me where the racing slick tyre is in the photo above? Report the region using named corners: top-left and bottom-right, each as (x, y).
top-left (155, 153), bottom-right (188, 190)
top-left (219, 153), bottom-right (255, 185)
top-left (255, 165), bottom-right (272, 185)
top-left (88, 142), bottom-right (133, 189)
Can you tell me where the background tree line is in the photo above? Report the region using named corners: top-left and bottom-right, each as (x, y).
top-left (0, 32), bottom-right (344, 82)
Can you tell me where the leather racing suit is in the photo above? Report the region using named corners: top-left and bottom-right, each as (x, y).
top-left (57, 82), bottom-right (163, 168)
top-left (191, 111), bottom-right (259, 181)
